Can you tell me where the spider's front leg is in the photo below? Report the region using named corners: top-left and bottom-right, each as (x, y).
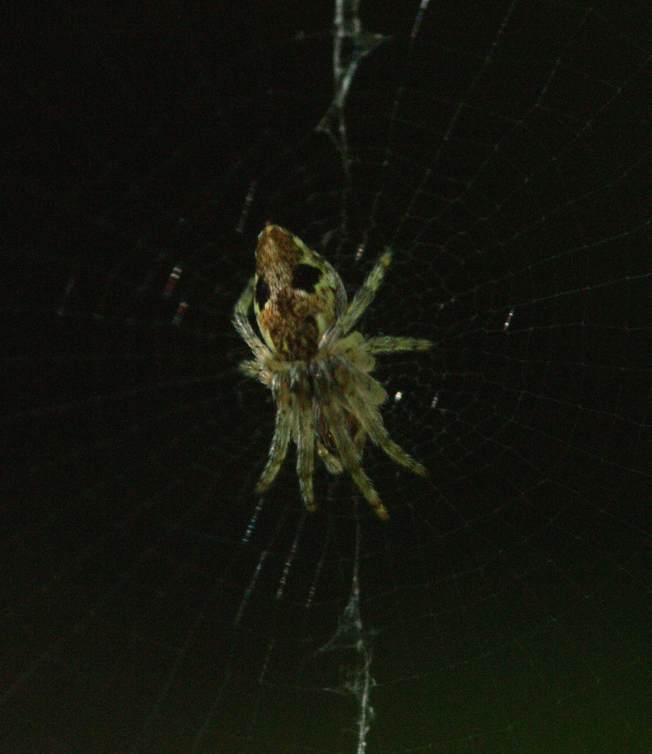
top-left (338, 248), bottom-right (393, 336)
top-left (232, 275), bottom-right (270, 363)
top-left (320, 249), bottom-right (393, 349)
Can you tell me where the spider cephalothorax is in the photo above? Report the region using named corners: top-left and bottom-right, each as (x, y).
top-left (233, 224), bottom-right (432, 520)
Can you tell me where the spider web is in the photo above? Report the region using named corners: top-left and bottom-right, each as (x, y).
top-left (4, 1), bottom-right (652, 752)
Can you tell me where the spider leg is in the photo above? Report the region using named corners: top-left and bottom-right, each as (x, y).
top-left (317, 441), bottom-right (344, 474)
top-left (316, 417), bottom-right (364, 474)
top-left (323, 401), bottom-right (389, 521)
top-left (346, 386), bottom-right (427, 477)
top-left (232, 275), bottom-right (271, 362)
top-left (239, 359), bottom-right (262, 380)
top-left (321, 249), bottom-right (393, 349)
top-left (366, 335), bottom-right (433, 354)
top-left (295, 396), bottom-right (317, 511)
top-left (255, 384), bottom-right (292, 494)
top-left (353, 425), bottom-right (367, 458)
top-left (338, 248), bottom-right (393, 336)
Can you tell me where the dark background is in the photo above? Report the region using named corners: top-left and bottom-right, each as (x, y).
top-left (3, 2), bottom-right (651, 752)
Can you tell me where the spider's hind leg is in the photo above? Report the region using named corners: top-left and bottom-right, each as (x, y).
top-left (353, 425), bottom-right (367, 459)
top-left (347, 390), bottom-right (427, 477)
top-left (316, 411), bottom-right (365, 475)
top-left (323, 402), bottom-right (389, 521)
top-left (295, 395), bottom-right (317, 512)
top-left (255, 387), bottom-right (292, 495)
top-left (317, 441), bottom-right (344, 475)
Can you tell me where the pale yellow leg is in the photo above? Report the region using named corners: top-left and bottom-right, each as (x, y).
top-left (295, 397), bottom-right (317, 512)
top-left (346, 389), bottom-right (427, 477)
top-left (256, 394), bottom-right (292, 494)
top-left (366, 335), bottom-right (432, 354)
top-left (317, 441), bottom-right (344, 474)
top-left (339, 249), bottom-right (393, 335)
top-left (323, 402), bottom-right (389, 521)
top-left (232, 276), bottom-right (270, 362)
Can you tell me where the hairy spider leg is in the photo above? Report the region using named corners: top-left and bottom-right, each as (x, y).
top-left (238, 359), bottom-right (264, 380)
top-left (317, 441), bottom-right (344, 474)
top-left (255, 379), bottom-right (292, 494)
top-left (366, 335), bottom-right (433, 354)
top-left (353, 423), bottom-right (367, 458)
top-left (339, 248), bottom-right (393, 336)
top-left (345, 387), bottom-right (427, 477)
top-left (322, 401), bottom-right (389, 521)
top-left (320, 249), bottom-right (393, 349)
top-left (232, 275), bottom-right (270, 363)
top-left (317, 412), bottom-right (366, 474)
top-left (295, 391), bottom-right (317, 511)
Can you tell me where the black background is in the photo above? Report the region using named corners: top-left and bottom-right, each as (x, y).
top-left (3, 1), bottom-right (652, 752)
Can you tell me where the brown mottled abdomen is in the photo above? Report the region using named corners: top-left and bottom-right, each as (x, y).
top-left (259, 288), bottom-right (320, 360)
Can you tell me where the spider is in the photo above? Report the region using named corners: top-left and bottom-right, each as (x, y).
top-left (233, 224), bottom-right (432, 520)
